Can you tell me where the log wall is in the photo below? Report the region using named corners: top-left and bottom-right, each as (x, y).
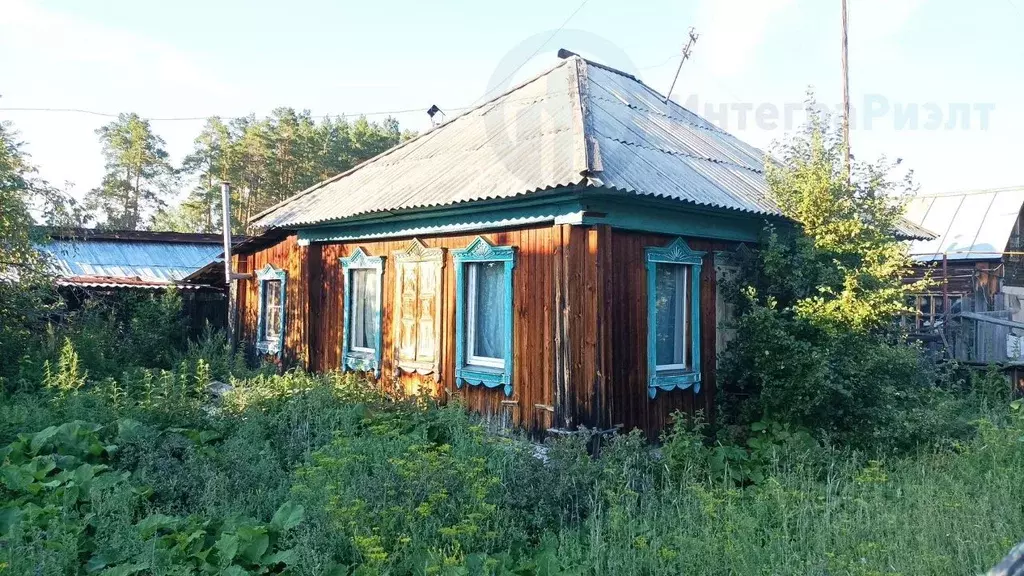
top-left (235, 225), bottom-right (738, 437)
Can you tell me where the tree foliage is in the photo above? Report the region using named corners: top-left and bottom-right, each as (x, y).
top-left (719, 100), bottom-right (936, 450)
top-left (156, 109), bottom-right (411, 233)
top-left (0, 119), bottom-right (79, 386)
top-left (85, 113), bottom-right (174, 230)
top-left (765, 104), bottom-right (925, 332)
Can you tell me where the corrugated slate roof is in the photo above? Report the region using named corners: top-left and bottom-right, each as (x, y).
top-left (904, 187), bottom-right (1024, 261)
top-left (36, 234), bottom-right (224, 288)
top-left (250, 56), bottom-right (782, 230)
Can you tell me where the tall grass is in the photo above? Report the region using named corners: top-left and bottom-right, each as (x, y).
top-left (1, 357), bottom-right (1022, 575)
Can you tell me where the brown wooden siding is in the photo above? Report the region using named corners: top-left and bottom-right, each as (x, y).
top-left (236, 234), bottom-right (309, 368)
top-left (236, 226), bottom-right (738, 438)
top-left (239, 226), bottom-right (561, 433)
top-left (604, 230), bottom-right (738, 437)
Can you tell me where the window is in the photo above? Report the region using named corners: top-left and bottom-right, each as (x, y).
top-left (392, 239), bottom-right (445, 379)
top-left (645, 238), bottom-right (704, 398)
top-left (655, 264), bottom-right (691, 370)
top-left (256, 264), bottom-right (287, 357)
top-left (466, 262), bottom-right (507, 369)
top-left (454, 236), bottom-right (515, 396)
top-left (341, 248), bottom-right (384, 376)
top-left (904, 293), bottom-right (963, 331)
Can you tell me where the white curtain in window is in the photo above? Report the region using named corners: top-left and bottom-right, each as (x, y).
top-left (654, 264), bottom-right (688, 368)
top-left (469, 262), bottom-right (505, 360)
top-left (263, 280), bottom-right (282, 341)
top-left (350, 270), bottom-right (378, 350)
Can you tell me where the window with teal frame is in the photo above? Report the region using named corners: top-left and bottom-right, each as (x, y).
top-left (645, 238), bottom-right (704, 398)
top-left (453, 236), bottom-right (516, 397)
top-left (255, 264), bottom-right (287, 358)
top-left (340, 248), bottom-right (385, 377)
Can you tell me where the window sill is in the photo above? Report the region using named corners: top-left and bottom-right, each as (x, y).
top-left (256, 340), bottom-right (281, 355)
top-left (648, 370), bottom-right (701, 398)
top-left (456, 365), bottom-right (512, 397)
top-left (343, 350), bottom-right (380, 377)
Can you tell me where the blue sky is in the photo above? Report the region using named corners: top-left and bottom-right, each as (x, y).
top-left (1, 0), bottom-right (1021, 202)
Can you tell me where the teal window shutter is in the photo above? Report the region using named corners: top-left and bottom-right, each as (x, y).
top-left (255, 264), bottom-right (287, 359)
top-left (645, 238), bottom-right (704, 398)
top-left (453, 236), bottom-right (516, 397)
top-left (340, 248), bottom-right (385, 378)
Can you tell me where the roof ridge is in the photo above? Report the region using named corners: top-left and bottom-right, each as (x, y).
top-left (250, 58), bottom-right (578, 228)
top-left (571, 55), bottom-right (731, 137)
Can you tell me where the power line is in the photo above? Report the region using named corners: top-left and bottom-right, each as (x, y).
top-left (0, 105), bottom-right (472, 122)
top-left (1006, 0), bottom-right (1022, 17)
top-left (0, 90), bottom-right (588, 125)
top-left (475, 0), bottom-right (594, 104)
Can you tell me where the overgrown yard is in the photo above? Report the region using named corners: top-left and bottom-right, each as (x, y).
top-left (2, 340), bottom-right (1022, 575)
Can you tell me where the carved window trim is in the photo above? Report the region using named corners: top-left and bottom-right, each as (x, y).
top-left (646, 238), bottom-right (704, 398)
top-left (255, 264), bottom-right (287, 359)
top-left (340, 247), bottom-right (385, 378)
top-left (454, 236), bottom-right (516, 397)
top-left (391, 239), bottom-right (446, 380)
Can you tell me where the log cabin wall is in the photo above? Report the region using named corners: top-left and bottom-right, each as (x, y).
top-left (235, 225), bottom-right (739, 438)
top-left (236, 234), bottom-right (310, 367)
top-left (604, 230), bottom-right (739, 438)
top-left (239, 225), bottom-right (566, 433)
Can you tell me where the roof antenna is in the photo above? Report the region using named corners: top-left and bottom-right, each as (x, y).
top-left (664, 27), bottom-right (699, 104)
top-left (427, 105), bottom-right (445, 127)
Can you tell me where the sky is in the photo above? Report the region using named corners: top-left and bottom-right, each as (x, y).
top-left (0, 0), bottom-right (1021, 205)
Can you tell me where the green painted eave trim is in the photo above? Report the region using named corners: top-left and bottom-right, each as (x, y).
top-left (293, 187), bottom-right (786, 245)
top-left (297, 196), bottom-right (588, 244)
top-left (576, 196), bottom-right (779, 243)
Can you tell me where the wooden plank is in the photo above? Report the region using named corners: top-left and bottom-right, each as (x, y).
top-left (553, 224), bottom-right (568, 428)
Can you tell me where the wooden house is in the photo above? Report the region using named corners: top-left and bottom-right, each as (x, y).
top-left (230, 55), bottom-right (921, 436)
top-left (902, 187), bottom-right (1024, 364)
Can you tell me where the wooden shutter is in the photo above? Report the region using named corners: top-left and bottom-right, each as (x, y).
top-left (415, 261), bottom-right (438, 363)
top-left (397, 262), bottom-right (419, 363)
top-left (392, 240), bottom-right (446, 379)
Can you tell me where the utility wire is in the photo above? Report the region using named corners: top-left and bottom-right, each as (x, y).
top-left (0, 106), bottom-right (473, 122)
top-left (0, 88), bottom-right (604, 124)
top-left (2, 0), bottom-right (602, 123)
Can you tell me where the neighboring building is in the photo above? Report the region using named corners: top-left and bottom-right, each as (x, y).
top-left (36, 228), bottom-right (229, 333)
top-left (229, 55), bottom-right (925, 437)
top-left (903, 187), bottom-right (1024, 363)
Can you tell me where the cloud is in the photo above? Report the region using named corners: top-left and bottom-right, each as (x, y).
top-left (694, 0), bottom-right (797, 78)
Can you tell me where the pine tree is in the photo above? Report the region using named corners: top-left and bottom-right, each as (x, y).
top-left (86, 113), bottom-right (174, 229)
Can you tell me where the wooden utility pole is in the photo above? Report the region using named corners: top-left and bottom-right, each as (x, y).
top-left (664, 27), bottom-right (700, 104)
top-left (841, 0), bottom-right (852, 182)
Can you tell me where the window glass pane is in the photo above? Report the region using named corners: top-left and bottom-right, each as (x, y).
top-left (655, 264), bottom-right (688, 368)
top-left (468, 262), bottom-right (506, 361)
top-left (350, 269), bottom-right (378, 350)
top-left (263, 280), bottom-right (282, 341)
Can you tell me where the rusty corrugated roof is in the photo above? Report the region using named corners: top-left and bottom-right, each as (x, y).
top-left (249, 56), bottom-right (784, 230)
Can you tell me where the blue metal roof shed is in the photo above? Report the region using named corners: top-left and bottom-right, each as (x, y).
top-left (35, 229), bottom-right (224, 289)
